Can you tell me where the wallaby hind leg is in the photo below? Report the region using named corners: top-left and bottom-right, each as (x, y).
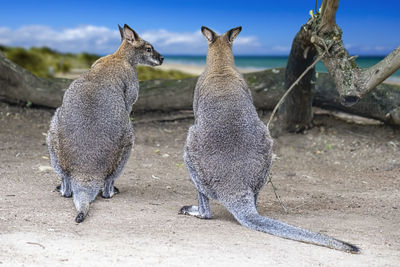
top-left (102, 179), bottom-right (119, 199)
top-left (179, 191), bottom-right (211, 219)
top-left (102, 142), bottom-right (132, 198)
top-left (55, 176), bottom-right (72, 198)
top-left (48, 141), bottom-right (72, 198)
top-left (180, 150), bottom-right (212, 219)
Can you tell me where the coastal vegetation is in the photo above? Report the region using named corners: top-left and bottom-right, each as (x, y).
top-left (0, 45), bottom-right (193, 81)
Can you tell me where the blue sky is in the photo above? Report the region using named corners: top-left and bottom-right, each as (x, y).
top-left (0, 0), bottom-right (399, 55)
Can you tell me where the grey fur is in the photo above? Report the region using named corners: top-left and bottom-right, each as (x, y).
top-left (179, 26), bottom-right (359, 253)
top-left (47, 24), bottom-right (163, 223)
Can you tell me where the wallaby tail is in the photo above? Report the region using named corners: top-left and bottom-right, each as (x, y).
top-left (224, 195), bottom-right (359, 253)
top-left (70, 175), bottom-right (102, 223)
top-left (73, 190), bottom-right (90, 223)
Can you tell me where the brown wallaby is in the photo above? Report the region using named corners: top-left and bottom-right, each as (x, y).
top-left (179, 26), bottom-right (359, 253)
top-left (47, 24), bottom-right (163, 223)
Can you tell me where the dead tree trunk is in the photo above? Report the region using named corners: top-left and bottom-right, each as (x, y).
top-left (282, 0), bottom-right (400, 131)
top-left (281, 26), bottom-right (317, 132)
top-left (316, 0), bottom-right (400, 103)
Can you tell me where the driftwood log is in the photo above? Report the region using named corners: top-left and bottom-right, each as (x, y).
top-left (1, 51), bottom-right (400, 126)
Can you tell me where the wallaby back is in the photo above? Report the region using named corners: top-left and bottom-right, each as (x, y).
top-left (47, 24), bottom-right (163, 223)
top-left (180, 26), bottom-right (359, 253)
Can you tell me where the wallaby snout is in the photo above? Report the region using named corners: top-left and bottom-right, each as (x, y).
top-left (157, 54), bottom-right (164, 65)
top-left (150, 51), bottom-right (164, 66)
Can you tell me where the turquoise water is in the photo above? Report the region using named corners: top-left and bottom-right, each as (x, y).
top-left (165, 55), bottom-right (400, 78)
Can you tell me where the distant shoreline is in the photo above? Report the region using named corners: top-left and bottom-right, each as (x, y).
top-left (56, 61), bottom-right (400, 86)
top-left (158, 62), bottom-right (400, 85)
top-left (157, 62), bottom-right (262, 75)
top-left (162, 55), bottom-right (400, 78)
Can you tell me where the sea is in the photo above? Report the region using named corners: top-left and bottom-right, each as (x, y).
top-left (165, 55), bottom-right (400, 80)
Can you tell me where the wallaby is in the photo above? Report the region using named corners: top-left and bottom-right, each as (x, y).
top-left (179, 26), bottom-right (359, 253)
top-left (47, 24), bottom-right (163, 223)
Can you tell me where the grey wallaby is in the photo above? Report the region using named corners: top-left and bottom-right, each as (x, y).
top-left (179, 26), bottom-right (359, 253)
top-left (47, 24), bottom-right (163, 223)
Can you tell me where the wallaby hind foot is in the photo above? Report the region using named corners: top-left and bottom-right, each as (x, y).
top-left (179, 206), bottom-right (211, 219)
top-left (101, 186), bottom-right (120, 199)
top-left (55, 179), bottom-right (72, 198)
top-left (179, 191), bottom-right (211, 219)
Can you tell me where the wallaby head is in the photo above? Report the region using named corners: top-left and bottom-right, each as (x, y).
top-left (201, 26), bottom-right (242, 67)
top-left (117, 24), bottom-right (163, 66)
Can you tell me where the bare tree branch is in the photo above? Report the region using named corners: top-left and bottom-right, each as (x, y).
top-left (361, 46), bottom-right (400, 92)
top-left (320, 0), bottom-right (339, 33)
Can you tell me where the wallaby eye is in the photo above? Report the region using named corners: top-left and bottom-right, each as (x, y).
top-left (146, 47), bottom-right (152, 52)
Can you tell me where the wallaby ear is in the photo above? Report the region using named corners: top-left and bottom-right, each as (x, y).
top-left (123, 24), bottom-right (140, 43)
top-left (118, 24), bottom-right (124, 41)
top-left (201, 26), bottom-right (217, 43)
top-left (226, 26), bottom-right (242, 43)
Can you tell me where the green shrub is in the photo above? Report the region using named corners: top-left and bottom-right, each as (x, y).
top-left (137, 66), bottom-right (194, 81)
top-left (5, 47), bottom-right (50, 77)
top-left (78, 52), bottom-right (100, 67)
top-left (0, 45), bottom-right (9, 52)
top-left (55, 60), bottom-right (72, 73)
top-left (2, 45), bottom-right (194, 80)
top-left (30, 46), bottom-right (58, 56)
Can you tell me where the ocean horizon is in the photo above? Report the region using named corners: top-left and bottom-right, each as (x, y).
top-left (164, 55), bottom-right (400, 78)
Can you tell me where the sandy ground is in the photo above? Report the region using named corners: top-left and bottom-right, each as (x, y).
top-left (0, 102), bottom-right (399, 266)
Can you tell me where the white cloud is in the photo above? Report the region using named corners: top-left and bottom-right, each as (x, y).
top-left (0, 25), bottom-right (121, 54)
top-left (0, 25), bottom-right (260, 55)
top-left (0, 25), bottom-right (396, 56)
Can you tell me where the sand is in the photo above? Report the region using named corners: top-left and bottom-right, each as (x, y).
top-left (0, 102), bottom-right (399, 266)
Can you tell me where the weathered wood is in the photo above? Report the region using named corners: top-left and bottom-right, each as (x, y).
top-left (313, 0), bottom-right (400, 104)
top-left (281, 25), bottom-right (317, 132)
top-left (274, 0), bottom-right (400, 131)
top-left (314, 74), bottom-right (400, 125)
top-left (320, 0), bottom-right (339, 34)
top-left (0, 51), bottom-right (70, 108)
top-left (1, 52), bottom-right (399, 125)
